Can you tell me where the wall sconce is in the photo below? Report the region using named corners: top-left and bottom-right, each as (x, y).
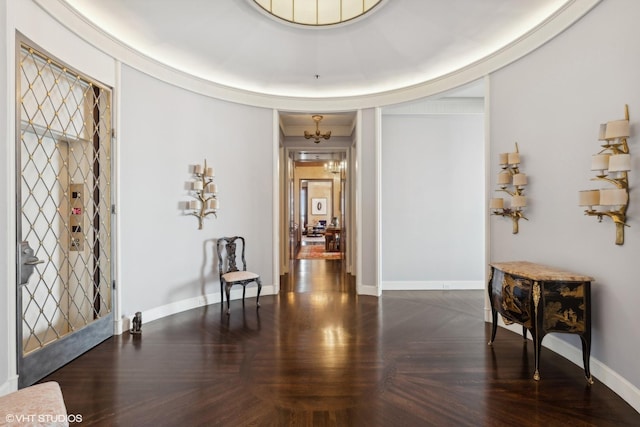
top-left (579, 105), bottom-right (631, 245)
top-left (490, 142), bottom-right (528, 234)
top-left (187, 159), bottom-right (218, 229)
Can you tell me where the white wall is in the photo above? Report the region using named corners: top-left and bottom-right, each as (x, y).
top-left (490, 0), bottom-right (640, 402)
top-left (381, 111), bottom-right (485, 289)
top-left (3, 0), bottom-right (639, 413)
top-left (358, 108), bottom-right (378, 294)
top-left (119, 65), bottom-right (274, 319)
top-left (0, 0), bottom-right (10, 394)
top-left (0, 0), bottom-right (276, 387)
top-left (1, 0), bottom-right (116, 392)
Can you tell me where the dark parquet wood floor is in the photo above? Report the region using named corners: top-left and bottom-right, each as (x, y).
top-left (41, 259), bottom-right (640, 426)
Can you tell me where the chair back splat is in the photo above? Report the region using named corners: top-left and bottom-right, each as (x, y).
top-left (217, 236), bottom-right (261, 315)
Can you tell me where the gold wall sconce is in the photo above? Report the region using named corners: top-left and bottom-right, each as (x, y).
top-left (579, 105), bottom-right (631, 245)
top-left (490, 143), bottom-right (528, 234)
top-left (187, 159), bottom-right (218, 229)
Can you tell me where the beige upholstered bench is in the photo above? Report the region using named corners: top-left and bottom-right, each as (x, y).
top-left (0, 382), bottom-right (68, 426)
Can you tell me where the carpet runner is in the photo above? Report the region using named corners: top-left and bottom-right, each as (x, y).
top-left (296, 244), bottom-right (342, 260)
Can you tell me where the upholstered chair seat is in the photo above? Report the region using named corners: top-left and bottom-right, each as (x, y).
top-left (222, 271), bottom-right (259, 282)
top-left (217, 236), bottom-right (262, 315)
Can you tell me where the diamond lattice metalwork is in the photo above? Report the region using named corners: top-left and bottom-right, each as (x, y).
top-left (19, 45), bottom-right (112, 355)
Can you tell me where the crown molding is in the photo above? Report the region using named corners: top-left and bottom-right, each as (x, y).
top-left (35, 0), bottom-right (600, 111)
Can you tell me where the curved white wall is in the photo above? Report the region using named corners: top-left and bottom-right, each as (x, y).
top-left (119, 65), bottom-right (275, 319)
top-left (2, 0), bottom-right (639, 414)
top-left (489, 0), bottom-right (640, 410)
top-left (1, 0), bottom-right (116, 393)
top-left (0, 0), bottom-right (10, 395)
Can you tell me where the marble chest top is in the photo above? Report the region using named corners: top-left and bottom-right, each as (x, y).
top-left (490, 261), bottom-right (594, 282)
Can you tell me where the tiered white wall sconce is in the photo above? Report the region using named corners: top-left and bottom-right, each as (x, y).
top-left (579, 105), bottom-right (631, 245)
top-left (187, 159), bottom-right (218, 229)
top-left (490, 143), bottom-right (528, 234)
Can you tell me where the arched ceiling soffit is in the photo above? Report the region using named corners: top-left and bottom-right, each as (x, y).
top-left (44, 0), bottom-right (600, 109)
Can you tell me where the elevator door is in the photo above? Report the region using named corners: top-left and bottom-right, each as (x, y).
top-left (16, 42), bottom-right (114, 387)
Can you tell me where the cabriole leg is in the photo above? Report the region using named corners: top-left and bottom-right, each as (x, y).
top-left (488, 308), bottom-right (498, 345)
top-left (256, 278), bottom-right (262, 308)
top-left (580, 334), bottom-right (594, 384)
top-left (533, 335), bottom-right (543, 381)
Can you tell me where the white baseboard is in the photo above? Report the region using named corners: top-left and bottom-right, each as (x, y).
top-left (382, 280), bottom-right (485, 290)
top-left (118, 285), bottom-right (274, 334)
top-left (492, 319), bottom-right (640, 415)
top-left (0, 375), bottom-right (18, 396)
top-left (357, 284), bottom-right (379, 296)
top-left (113, 318), bottom-right (124, 336)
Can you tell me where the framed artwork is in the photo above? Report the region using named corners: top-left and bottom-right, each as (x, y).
top-left (311, 198), bottom-right (327, 215)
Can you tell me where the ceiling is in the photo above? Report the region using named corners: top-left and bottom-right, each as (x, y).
top-left (280, 111), bottom-right (357, 138)
top-left (54, 0), bottom-right (582, 143)
top-left (277, 77), bottom-right (483, 139)
top-left (60, 0), bottom-right (569, 99)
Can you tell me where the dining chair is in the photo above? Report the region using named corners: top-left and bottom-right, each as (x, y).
top-left (217, 236), bottom-right (261, 315)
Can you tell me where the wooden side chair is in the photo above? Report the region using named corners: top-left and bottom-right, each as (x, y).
top-left (217, 236), bottom-right (261, 315)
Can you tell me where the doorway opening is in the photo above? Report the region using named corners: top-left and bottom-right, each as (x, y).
top-left (278, 112), bottom-right (356, 290)
top-left (296, 175), bottom-right (343, 260)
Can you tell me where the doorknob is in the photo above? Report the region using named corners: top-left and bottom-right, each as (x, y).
top-left (19, 241), bottom-right (44, 286)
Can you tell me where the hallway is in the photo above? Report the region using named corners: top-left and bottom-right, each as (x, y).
top-left (281, 258), bottom-right (352, 294)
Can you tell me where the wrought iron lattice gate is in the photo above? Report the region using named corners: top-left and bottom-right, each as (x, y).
top-left (16, 40), bottom-right (114, 387)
